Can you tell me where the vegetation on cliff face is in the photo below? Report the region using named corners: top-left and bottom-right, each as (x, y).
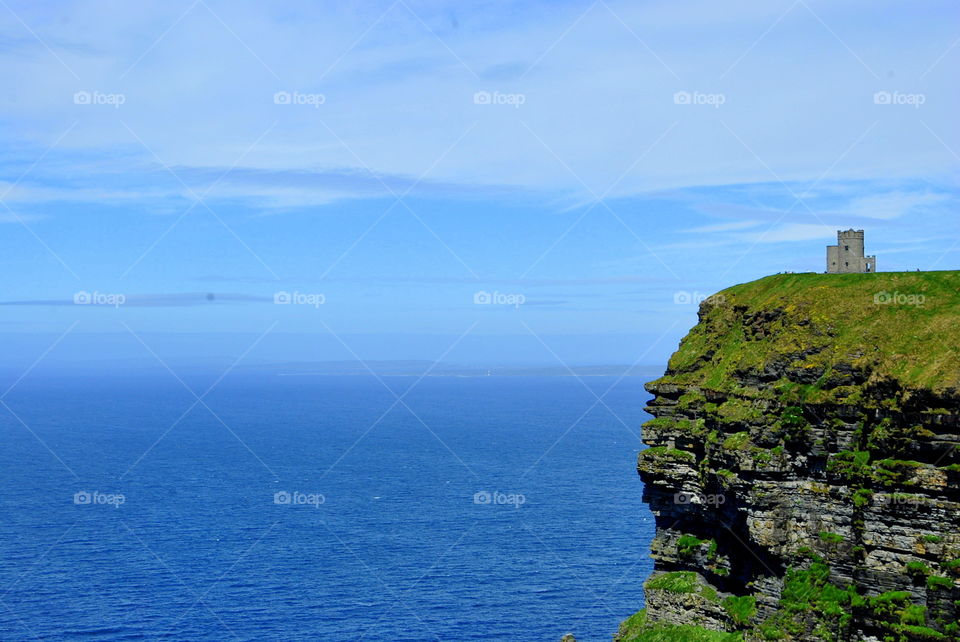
top-left (615, 609), bottom-right (744, 642)
top-left (625, 272), bottom-right (960, 642)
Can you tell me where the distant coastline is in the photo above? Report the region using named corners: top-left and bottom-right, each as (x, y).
top-left (270, 362), bottom-right (667, 378)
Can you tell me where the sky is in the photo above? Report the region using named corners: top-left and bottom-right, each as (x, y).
top-left (0, 0), bottom-right (957, 373)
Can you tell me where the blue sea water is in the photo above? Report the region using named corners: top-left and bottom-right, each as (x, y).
top-left (0, 374), bottom-right (655, 641)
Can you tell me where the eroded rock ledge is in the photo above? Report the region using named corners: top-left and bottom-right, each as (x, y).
top-left (618, 272), bottom-right (960, 642)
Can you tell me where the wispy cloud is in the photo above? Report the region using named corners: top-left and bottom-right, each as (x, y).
top-left (747, 222), bottom-right (835, 243)
top-left (683, 220), bottom-right (763, 234)
top-left (842, 190), bottom-right (952, 220)
top-left (195, 274), bottom-right (671, 287)
top-left (0, 1), bottom-right (956, 203)
top-left (0, 292), bottom-right (270, 307)
top-left (0, 211), bottom-right (45, 223)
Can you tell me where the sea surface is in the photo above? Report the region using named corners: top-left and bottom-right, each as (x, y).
top-left (0, 374), bottom-right (656, 641)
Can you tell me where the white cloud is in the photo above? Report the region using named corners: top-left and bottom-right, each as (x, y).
top-left (683, 220), bottom-right (763, 234)
top-left (0, 0), bottom-right (957, 206)
top-left (843, 191), bottom-right (952, 220)
top-left (747, 222), bottom-right (836, 243)
top-left (0, 212), bottom-right (45, 223)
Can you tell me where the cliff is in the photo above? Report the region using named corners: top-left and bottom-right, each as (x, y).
top-left (620, 271), bottom-right (960, 642)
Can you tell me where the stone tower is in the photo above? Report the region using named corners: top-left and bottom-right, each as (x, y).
top-left (826, 229), bottom-right (876, 273)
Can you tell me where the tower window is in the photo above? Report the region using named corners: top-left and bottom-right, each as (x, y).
top-left (844, 245), bottom-right (849, 251)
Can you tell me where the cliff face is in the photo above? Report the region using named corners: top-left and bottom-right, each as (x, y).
top-left (621, 272), bottom-right (960, 642)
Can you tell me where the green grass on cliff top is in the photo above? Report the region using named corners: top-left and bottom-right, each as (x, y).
top-left (664, 271), bottom-right (960, 394)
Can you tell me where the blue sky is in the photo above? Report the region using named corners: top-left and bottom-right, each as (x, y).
top-left (0, 0), bottom-right (957, 372)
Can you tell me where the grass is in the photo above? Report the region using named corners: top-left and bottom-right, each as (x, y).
top-left (639, 447), bottom-right (696, 463)
top-left (721, 431), bottom-right (751, 451)
top-left (867, 591), bottom-right (912, 618)
top-left (644, 571), bottom-right (720, 603)
top-left (827, 450), bottom-right (871, 481)
top-left (657, 271), bottom-right (960, 395)
top-left (819, 532), bottom-right (844, 545)
top-left (754, 559), bottom-right (861, 638)
top-left (622, 625), bottom-right (743, 642)
top-left (906, 561), bottom-right (930, 577)
top-left (864, 593), bottom-right (951, 640)
top-left (900, 604), bottom-right (927, 626)
top-left (677, 535), bottom-right (708, 557)
top-left (828, 450), bottom-right (933, 488)
top-left (926, 575), bottom-right (953, 590)
top-left (852, 488), bottom-right (873, 507)
top-left (716, 399), bottom-right (764, 425)
top-left (722, 595), bottom-right (757, 626)
top-left (616, 609), bottom-right (744, 642)
top-left (896, 625), bottom-right (946, 639)
top-left (643, 417), bottom-right (708, 436)
top-left (645, 571), bottom-right (699, 594)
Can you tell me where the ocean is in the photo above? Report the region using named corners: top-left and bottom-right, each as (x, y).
top-left (0, 374), bottom-right (655, 641)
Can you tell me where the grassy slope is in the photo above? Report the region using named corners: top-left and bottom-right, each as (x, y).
top-left (662, 271), bottom-right (960, 396)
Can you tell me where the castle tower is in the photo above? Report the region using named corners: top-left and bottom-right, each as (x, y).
top-left (826, 229), bottom-right (876, 273)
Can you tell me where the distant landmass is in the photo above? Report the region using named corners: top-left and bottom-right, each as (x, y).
top-left (255, 361), bottom-right (667, 378)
